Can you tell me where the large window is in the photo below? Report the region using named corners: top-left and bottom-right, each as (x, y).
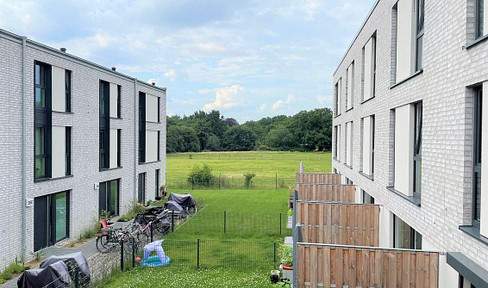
top-left (362, 34), bottom-right (376, 101)
top-left (138, 172), bottom-right (146, 204)
top-left (34, 191), bottom-right (70, 251)
top-left (361, 115), bottom-right (375, 177)
top-left (99, 179), bottom-right (119, 217)
top-left (34, 62), bottom-right (52, 179)
top-left (345, 121), bottom-right (353, 167)
top-left (346, 62), bottom-right (354, 110)
top-left (413, 102), bottom-right (423, 198)
top-left (394, 0), bottom-right (424, 82)
top-left (333, 126), bottom-right (338, 159)
top-left (474, 88), bottom-right (482, 226)
top-left (99, 81), bottom-right (110, 170)
top-left (393, 215), bottom-right (422, 250)
top-left (65, 70), bottom-right (71, 112)
top-left (362, 190), bottom-right (375, 204)
top-left (155, 169), bottom-right (160, 197)
top-left (139, 92), bottom-right (146, 163)
top-left (66, 127), bottom-right (71, 176)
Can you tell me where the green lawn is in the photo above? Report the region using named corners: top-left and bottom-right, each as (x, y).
top-left (167, 151), bottom-right (331, 190)
top-left (99, 151), bottom-right (329, 287)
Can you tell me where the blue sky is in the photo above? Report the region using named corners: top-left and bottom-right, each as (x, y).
top-left (0, 0), bottom-right (376, 122)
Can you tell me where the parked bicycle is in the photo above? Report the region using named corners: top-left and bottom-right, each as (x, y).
top-left (96, 220), bottom-right (140, 254)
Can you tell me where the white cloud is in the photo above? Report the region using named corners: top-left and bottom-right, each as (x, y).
top-left (164, 70), bottom-right (178, 82)
top-left (203, 85), bottom-right (245, 111)
top-left (316, 95), bottom-right (329, 105)
top-left (259, 103), bottom-right (268, 112)
top-left (272, 94), bottom-right (295, 111)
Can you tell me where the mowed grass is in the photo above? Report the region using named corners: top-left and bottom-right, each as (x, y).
top-left (167, 151), bottom-right (332, 189)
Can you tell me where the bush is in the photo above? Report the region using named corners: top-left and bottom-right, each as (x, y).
top-left (2, 272), bottom-right (12, 280)
top-left (243, 173), bottom-right (256, 189)
top-left (118, 202), bottom-right (145, 222)
top-left (5, 262), bottom-right (28, 274)
top-left (187, 164), bottom-right (215, 186)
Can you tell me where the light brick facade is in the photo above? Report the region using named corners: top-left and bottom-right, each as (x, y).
top-left (0, 29), bottom-right (166, 269)
top-left (332, 0), bottom-right (488, 286)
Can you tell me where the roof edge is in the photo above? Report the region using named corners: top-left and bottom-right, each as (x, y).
top-left (0, 29), bottom-right (167, 93)
top-left (333, 0), bottom-right (381, 76)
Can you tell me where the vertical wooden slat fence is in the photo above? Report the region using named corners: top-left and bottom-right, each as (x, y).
top-left (296, 184), bottom-right (355, 202)
top-left (297, 243), bottom-right (439, 288)
top-left (296, 202), bottom-right (379, 246)
top-left (295, 173), bottom-right (342, 184)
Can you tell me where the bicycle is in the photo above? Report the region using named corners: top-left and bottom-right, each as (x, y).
top-left (96, 220), bottom-right (140, 254)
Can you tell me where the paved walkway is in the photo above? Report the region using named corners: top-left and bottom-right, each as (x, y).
top-left (287, 215), bottom-right (292, 229)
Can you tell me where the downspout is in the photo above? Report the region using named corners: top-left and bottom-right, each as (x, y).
top-left (133, 79), bottom-right (137, 203)
top-left (21, 36), bottom-right (27, 262)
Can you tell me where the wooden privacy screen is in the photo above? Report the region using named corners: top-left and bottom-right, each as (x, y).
top-left (296, 184), bottom-right (355, 203)
top-left (297, 244), bottom-right (439, 288)
top-left (296, 173), bottom-right (342, 184)
top-left (296, 202), bottom-right (379, 246)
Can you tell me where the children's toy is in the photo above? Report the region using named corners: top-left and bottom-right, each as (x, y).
top-left (140, 240), bottom-right (171, 267)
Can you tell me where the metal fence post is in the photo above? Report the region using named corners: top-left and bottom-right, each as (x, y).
top-left (172, 211), bottom-right (175, 232)
top-left (150, 223), bottom-right (154, 242)
top-left (132, 239), bottom-right (135, 268)
top-left (75, 266), bottom-right (80, 288)
top-left (273, 242), bottom-right (277, 269)
top-left (279, 212), bottom-right (282, 235)
top-left (197, 238), bottom-right (200, 268)
top-left (293, 189), bottom-right (298, 288)
top-left (223, 211), bottom-right (227, 233)
top-left (275, 173), bottom-right (278, 190)
top-left (120, 240), bottom-right (124, 271)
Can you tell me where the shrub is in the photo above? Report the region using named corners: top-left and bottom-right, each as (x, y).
top-left (0, 278), bottom-right (5, 284)
top-left (243, 173), bottom-right (256, 189)
top-left (187, 164), bottom-right (214, 186)
top-left (5, 263), bottom-right (27, 274)
top-left (118, 202), bottom-right (145, 222)
top-left (2, 272), bottom-right (12, 280)
top-left (280, 245), bottom-right (293, 267)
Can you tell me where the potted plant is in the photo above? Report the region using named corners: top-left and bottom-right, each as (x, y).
top-left (279, 245), bottom-right (293, 282)
top-left (158, 185), bottom-right (167, 199)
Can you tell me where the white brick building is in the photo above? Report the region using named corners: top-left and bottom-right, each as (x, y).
top-left (332, 0), bottom-right (488, 286)
top-left (0, 29), bottom-right (166, 268)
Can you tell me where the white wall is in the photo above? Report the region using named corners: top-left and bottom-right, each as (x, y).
top-left (51, 126), bottom-right (66, 178)
top-left (378, 206), bottom-right (393, 247)
top-left (363, 37), bottom-right (374, 100)
top-left (145, 130), bottom-right (158, 162)
top-left (485, 0), bottom-right (488, 37)
top-left (109, 83), bottom-right (118, 118)
top-left (396, 0), bottom-right (416, 81)
top-left (51, 66), bottom-right (65, 112)
top-left (109, 129), bottom-right (118, 169)
top-left (146, 94), bottom-right (159, 123)
top-left (394, 104), bottom-right (415, 196)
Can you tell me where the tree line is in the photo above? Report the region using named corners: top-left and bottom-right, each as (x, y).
top-left (166, 108), bottom-right (333, 153)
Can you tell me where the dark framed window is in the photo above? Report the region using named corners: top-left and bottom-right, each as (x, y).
top-left (371, 115), bottom-right (375, 176)
top-left (117, 85), bottom-right (121, 118)
top-left (99, 179), bottom-right (119, 217)
top-left (138, 172), bottom-right (146, 204)
top-left (333, 126), bottom-right (338, 158)
top-left (99, 80), bottom-right (110, 170)
top-left (117, 129), bottom-right (121, 167)
top-left (66, 127), bottom-right (71, 176)
top-left (33, 191), bottom-right (70, 251)
top-left (155, 169), bottom-right (160, 197)
top-left (393, 215), bottom-right (422, 249)
top-left (139, 92), bottom-right (146, 163)
top-left (334, 82), bottom-right (339, 116)
top-left (157, 131), bottom-right (161, 161)
top-left (362, 190), bottom-right (375, 204)
top-left (157, 96), bottom-right (160, 123)
top-left (65, 70), bottom-right (71, 112)
top-left (416, 0), bottom-right (424, 71)
top-left (477, 0), bottom-right (485, 39)
top-left (34, 61), bottom-right (52, 180)
top-left (372, 33), bottom-right (377, 98)
top-left (413, 102), bottom-right (423, 199)
top-left (459, 275), bottom-right (477, 288)
top-left (474, 88), bottom-right (482, 226)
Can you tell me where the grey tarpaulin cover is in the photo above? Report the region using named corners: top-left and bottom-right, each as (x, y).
top-left (40, 252), bottom-right (90, 285)
top-left (168, 193), bottom-right (197, 208)
top-left (164, 200), bottom-right (186, 214)
top-left (17, 260), bottom-right (71, 288)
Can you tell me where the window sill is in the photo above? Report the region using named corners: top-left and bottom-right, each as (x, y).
top-left (459, 225), bottom-right (488, 246)
top-left (333, 114), bottom-right (341, 119)
top-left (361, 96), bottom-right (375, 105)
top-left (110, 117), bottom-right (123, 120)
top-left (386, 186), bottom-right (421, 207)
top-left (359, 171), bottom-right (374, 181)
top-left (389, 69), bottom-right (423, 90)
top-left (465, 34), bottom-right (488, 50)
top-left (52, 111), bottom-right (73, 115)
top-left (146, 121), bottom-right (161, 124)
top-left (345, 107), bottom-right (353, 113)
top-left (35, 175), bottom-right (73, 183)
top-left (139, 160), bottom-right (161, 165)
top-left (344, 164), bottom-right (352, 169)
top-left (99, 167), bottom-right (123, 172)
top-left (333, 158), bottom-right (341, 163)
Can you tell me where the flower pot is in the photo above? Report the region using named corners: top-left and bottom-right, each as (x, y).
top-left (282, 267), bottom-right (293, 282)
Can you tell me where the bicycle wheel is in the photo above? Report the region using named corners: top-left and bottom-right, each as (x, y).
top-left (156, 223), bottom-right (170, 235)
top-left (96, 235), bottom-right (110, 253)
top-left (137, 230), bottom-right (150, 245)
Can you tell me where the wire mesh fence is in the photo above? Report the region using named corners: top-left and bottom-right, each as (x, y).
top-left (167, 174), bottom-right (295, 190)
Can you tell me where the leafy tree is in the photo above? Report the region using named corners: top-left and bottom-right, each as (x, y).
top-left (222, 126), bottom-right (257, 151)
top-left (166, 126), bottom-right (200, 153)
top-left (265, 126), bottom-right (297, 150)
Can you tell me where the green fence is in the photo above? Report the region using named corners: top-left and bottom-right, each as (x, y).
top-left (167, 174), bottom-right (295, 190)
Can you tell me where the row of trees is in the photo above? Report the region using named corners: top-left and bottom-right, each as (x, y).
top-left (166, 108), bottom-right (333, 153)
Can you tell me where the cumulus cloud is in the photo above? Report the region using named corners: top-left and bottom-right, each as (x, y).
top-left (203, 85), bottom-right (245, 111)
top-left (272, 94), bottom-right (296, 111)
top-left (316, 95), bottom-right (330, 105)
top-left (164, 70), bottom-right (178, 82)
